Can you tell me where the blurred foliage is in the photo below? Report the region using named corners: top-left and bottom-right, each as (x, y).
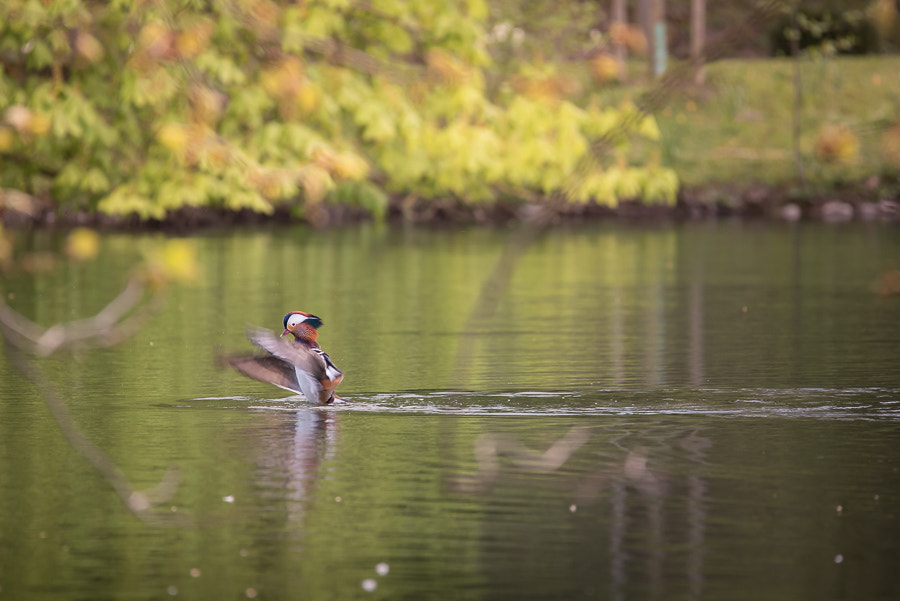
top-left (660, 0), bottom-right (883, 58)
top-left (0, 0), bottom-right (675, 221)
top-left (486, 1), bottom-right (891, 63)
top-left (813, 124), bottom-right (860, 165)
top-left (769, 7), bottom-right (880, 56)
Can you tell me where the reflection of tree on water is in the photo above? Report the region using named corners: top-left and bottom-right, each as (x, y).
top-left (0, 257), bottom-right (188, 524)
top-left (252, 409), bottom-right (340, 525)
top-left (450, 424), bottom-right (710, 600)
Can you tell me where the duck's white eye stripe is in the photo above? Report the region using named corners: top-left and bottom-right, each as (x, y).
top-left (288, 314), bottom-right (305, 328)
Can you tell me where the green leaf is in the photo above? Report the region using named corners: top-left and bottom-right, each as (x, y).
top-left (29, 39), bottom-right (55, 69)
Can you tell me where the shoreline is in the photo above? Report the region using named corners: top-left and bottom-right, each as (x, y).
top-left (2, 185), bottom-right (899, 231)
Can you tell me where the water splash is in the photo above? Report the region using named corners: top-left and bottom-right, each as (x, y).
top-left (190, 387), bottom-right (900, 421)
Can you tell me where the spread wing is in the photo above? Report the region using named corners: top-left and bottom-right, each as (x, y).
top-left (245, 327), bottom-right (324, 373)
top-left (229, 326), bottom-right (343, 404)
top-left (228, 354), bottom-right (303, 394)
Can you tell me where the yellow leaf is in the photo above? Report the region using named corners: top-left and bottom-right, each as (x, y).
top-left (75, 32), bottom-right (105, 63)
top-left (814, 125), bottom-right (859, 164)
top-left (621, 25), bottom-right (648, 55)
top-left (426, 49), bottom-right (470, 85)
top-left (881, 123), bottom-right (900, 168)
top-left (99, 186), bottom-right (164, 220)
top-left (157, 123), bottom-right (189, 153)
top-left (638, 115), bottom-right (660, 140)
top-left (0, 225), bottom-right (11, 268)
top-left (590, 54), bottom-right (621, 84)
top-left (0, 127), bottom-right (14, 151)
top-left (617, 168), bottom-right (643, 199)
top-left (294, 83), bottom-right (320, 114)
top-left (261, 57), bottom-right (304, 99)
top-left (176, 20), bottom-right (213, 59)
top-left (300, 165), bottom-right (334, 203)
top-left (29, 112), bottom-right (51, 136)
top-left (138, 21), bottom-right (174, 60)
top-left (189, 85), bottom-right (226, 125)
top-left (5, 105), bottom-right (32, 133)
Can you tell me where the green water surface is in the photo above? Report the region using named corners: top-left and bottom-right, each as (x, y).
top-left (1, 222), bottom-right (898, 600)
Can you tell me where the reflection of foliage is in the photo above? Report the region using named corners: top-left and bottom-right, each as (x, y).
top-left (0, 229), bottom-right (196, 522)
top-left (0, 0), bottom-right (676, 221)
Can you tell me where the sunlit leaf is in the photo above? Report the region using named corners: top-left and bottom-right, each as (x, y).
top-left (82, 167), bottom-right (111, 193)
top-left (29, 40), bottom-right (55, 69)
top-left (99, 185), bottom-right (164, 220)
top-left (638, 115), bottom-right (661, 140)
top-left (157, 123), bottom-right (190, 153)
top-left (176, 20), bottom-right (213, 59)
top-left (814, 124), bottom-right (859, 164)
top-left (590, 54), bottom-right (621, 84)
top-left (0, 127), bottom-right (14, 152)
top-left (300, 165), bottom-right (335, 203)
top-left (75, 31), bottom-right (104, 63)
top-left (5, 106), bottom-right (32, 133)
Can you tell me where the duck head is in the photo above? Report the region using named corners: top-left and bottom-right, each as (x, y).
top-left (282, 311), bottom-right (324, 347)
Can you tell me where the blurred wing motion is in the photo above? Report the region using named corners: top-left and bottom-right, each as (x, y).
top-left (229, 326), bottom-right (344, 404)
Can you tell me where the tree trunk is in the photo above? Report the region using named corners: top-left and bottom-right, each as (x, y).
top-left (638, 0), bottom-right (652, 73)
top-left (690, 0), bottom-right (706, 85)
top-left (791, 5), bottom-right (805, 187)
top-left (611, 0), bottom-right (627, 78)
top-left (650, 0), bottom-right (667, 77)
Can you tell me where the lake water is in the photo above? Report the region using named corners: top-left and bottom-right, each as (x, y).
top-left (1, 221), bottom-right (899, 600)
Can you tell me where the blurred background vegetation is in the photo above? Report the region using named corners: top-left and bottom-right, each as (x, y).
top-left (1, 0), bottom-right (899, 224)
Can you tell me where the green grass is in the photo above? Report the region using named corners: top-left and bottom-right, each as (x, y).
top-left (652, 55), bottom-right (900, 190)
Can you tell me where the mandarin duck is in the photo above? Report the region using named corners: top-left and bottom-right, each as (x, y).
top-left (229, 311), bottom-right (344, 404)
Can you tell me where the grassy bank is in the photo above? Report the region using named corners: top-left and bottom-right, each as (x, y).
top-left (653, 55), bottom-right (900, 192)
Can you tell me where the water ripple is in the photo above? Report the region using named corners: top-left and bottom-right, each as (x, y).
top-left (191, 387), bottom-right (900, 421)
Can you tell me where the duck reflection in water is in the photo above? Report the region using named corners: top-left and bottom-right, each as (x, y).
top-left (226, 311), bottom-right (344, 522)
top-left (253, 408), bottom-right (340, 521)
